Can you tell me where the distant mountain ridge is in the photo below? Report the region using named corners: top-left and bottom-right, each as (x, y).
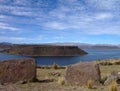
top-left (0, 42), bottom-right (120, 51)
top-left (42, 42), bottom-right (120, 49)
top-left (78, 44), bottom-right (120, 49)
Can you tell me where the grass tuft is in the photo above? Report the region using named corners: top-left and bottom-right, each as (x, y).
top-left (109, 81), bottom-right (118, 91)
top-left (87, 80), bottom-right (93, 89)
top-left (58, 77), bottom-right (65, 85)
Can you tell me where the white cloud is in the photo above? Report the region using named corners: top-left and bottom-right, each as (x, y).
top-left (11, 10), bottom-right (35, 17)
top-left (94, 13), bottom-right (113, 20)
top-left (43, 11), bottom-right (114, 31)
top-left (85, 0), bottom-right (120, 10)
top-left (13, 0), bottom-right (31, 6)
top-left (44, 22), bottom-right (69, 30)
top-left (0, 0), bottom-right (120, 37)
top-left (0, 22), bottom-right (20, 31)
top-left (40, 0), bottom-right (120, 36)
top-left (0, 15), bottom-right (7, 18)
top-left (0, 35), bottom-right (43, 43)
top-left (0, 36), bottom-right (27, 41)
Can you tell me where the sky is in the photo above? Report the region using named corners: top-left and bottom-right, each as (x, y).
top-left (0, 0), bottom-right (120, 44)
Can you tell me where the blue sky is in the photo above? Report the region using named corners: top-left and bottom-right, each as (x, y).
top-left (0, 0), bottom-right (120, 44)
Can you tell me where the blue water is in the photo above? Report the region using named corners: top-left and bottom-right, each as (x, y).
top-left (0, 49), bottom-right (120, 66)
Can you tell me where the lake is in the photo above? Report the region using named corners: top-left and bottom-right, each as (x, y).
top-left (0, 49), bottom-right (120, 66)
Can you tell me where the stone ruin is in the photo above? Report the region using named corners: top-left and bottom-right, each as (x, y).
top-left (65, 62), bottom-right (101, 86)
top-left (0, 58), bottom-right (36, 84)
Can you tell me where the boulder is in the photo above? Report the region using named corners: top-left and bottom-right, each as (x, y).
top-left (65, 62), bottom-right (101, 86)
top-left (104, 71), bottom-right (120, 85)
top-left (0, 58), bottom-right (36, 84)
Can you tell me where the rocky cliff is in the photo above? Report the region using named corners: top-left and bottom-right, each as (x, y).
top-left (3, 44), bottom-right (87, 56)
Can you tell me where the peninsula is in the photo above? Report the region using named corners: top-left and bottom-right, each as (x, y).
top-left (2, 44), bottom-right (88, 56)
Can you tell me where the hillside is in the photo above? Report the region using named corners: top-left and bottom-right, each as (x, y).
top-left (2, 44), bottom-right (87, 56)
top-left (0, 42), bottom-right (13, 51)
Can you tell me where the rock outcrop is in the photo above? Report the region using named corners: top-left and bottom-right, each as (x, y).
top-left (104, 71), bottom-right (120, 85)
top-left (65, 62), bottom-right (101, 86)
top-left (0, 58), bottom-right (36, 84)
top-left (3, 44), bottom-right (87, 56)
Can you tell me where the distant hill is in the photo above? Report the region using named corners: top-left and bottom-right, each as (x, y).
top-left (90, 45), bottom-right (120, 49)
top-left (0, 42), bottom-right (13, 51)
top-left (2, 44), bottom-right (88, 56)
top-left (45, 42), bottom-right (120, 49)
top-left (78, 44), bottom-right (120, 49)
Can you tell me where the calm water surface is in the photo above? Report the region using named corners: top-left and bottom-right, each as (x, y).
top-left (0, 49), bottom-right (120, 66)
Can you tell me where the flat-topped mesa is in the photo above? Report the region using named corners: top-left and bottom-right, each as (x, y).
top-left (3, 44), bottom-right (88, 56)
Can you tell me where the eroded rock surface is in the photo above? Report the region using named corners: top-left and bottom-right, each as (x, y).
top-left (0, 58), bottom-right (36, 84)
top-left (65, 62), bottom-right (101, 86)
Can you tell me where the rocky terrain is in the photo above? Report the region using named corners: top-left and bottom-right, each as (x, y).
top-left (0, 60), bottom-right (119, 91)
top-left (0, 59), bottom-right (119, 91)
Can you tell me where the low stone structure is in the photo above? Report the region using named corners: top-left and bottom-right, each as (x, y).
top-left (65, 62), bottom-right (101, 86)
top-left (104, 71), bottom-right (120, 85)
top-left (0, 58), bottom-right (36, 84)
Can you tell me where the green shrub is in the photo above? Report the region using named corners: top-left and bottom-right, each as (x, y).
top-left (110, 81), bottom-right (118, 91)
top-left (87, 80), bottom-right (92, 89)
top-left (52, 63), bottom-right (58, 69)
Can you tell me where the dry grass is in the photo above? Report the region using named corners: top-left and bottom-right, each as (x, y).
top-left (109, 81), bottom-right (118, 91)
top-left (100, 65), bottom-right (120, 78)
top-left (97, 59), bottom-right (120, 65)
top-left (57, 77), bottom-right (65, 85)
top-left (87, 80), bottom-right (93, 89)
top-left (37, 68), bottom-right (65, 80)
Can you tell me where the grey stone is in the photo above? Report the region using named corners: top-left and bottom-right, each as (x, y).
top-left (104, 71), bottom-right (120, 85)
